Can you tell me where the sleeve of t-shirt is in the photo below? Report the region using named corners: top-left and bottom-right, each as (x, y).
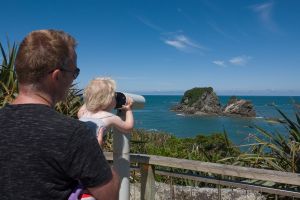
top-left (63, 124), bottom-right (112, 188)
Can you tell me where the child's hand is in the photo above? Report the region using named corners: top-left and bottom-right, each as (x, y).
top-left (121, 97), bottom-right (133, 111)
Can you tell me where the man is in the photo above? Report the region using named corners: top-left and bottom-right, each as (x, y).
top-left (0, 30), bottom-right (119, 199)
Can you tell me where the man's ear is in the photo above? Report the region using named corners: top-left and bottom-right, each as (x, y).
top-left (51, 69), bottom-right (60, 81)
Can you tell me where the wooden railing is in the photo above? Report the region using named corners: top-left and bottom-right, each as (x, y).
top-left (104, 152), bottom-right (300, 200)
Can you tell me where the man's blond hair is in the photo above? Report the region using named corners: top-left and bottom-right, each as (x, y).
top-left (84, 77), bottom-right (116, 112)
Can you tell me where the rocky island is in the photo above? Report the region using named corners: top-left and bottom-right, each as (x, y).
top-left (171, 87), bottom-right (256, 117)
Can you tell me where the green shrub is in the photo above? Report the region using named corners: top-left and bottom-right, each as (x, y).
top-left (128, 129), bottom-right (239, 163)
top-left (55, 85), bottom-right (83, 118)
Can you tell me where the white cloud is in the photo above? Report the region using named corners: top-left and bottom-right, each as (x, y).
top-left (213, 55), bottom-right (251, 67)
top-left (251, 2), bottom-right (278, 32)
top-left (229, 55), bottom-right (251, 66)
top-left (165, 40), bottom-right (185, 50)
top-left (252, 2), bottom-right (273, 20)
top-left (164, 35), bottom-right (204, 52)
top-left (136, 16), bottom-right (205, 53)
top-left (212, 60), bottom-right (226, 67)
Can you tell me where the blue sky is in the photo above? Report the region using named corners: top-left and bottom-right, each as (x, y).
top-left (1, 0), bottom-right (300, 95)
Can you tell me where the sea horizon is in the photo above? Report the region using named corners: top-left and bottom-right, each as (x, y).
top-left (138, 93), bottom-right (300, 97)
top-left (129, 90), bottom-right (300, 97)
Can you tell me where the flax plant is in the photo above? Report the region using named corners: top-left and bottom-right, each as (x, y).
top-left (0, 41), bottom-right (18, 107)
top-left (233, 106), bottom-right (300, 173)
top-left (55, 85), bottom-right (83, 118)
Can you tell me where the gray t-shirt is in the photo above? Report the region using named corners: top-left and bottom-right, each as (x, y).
top-left (0, 104), bottom-right (112, 200)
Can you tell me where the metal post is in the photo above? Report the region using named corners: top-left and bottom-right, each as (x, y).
top-left (114, 110), bottom-right (131, 200)
top-left (113, 93), bottom-right (145, 200)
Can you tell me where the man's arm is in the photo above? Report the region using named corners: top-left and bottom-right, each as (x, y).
top-left (87, 167), bottom-right (120, 200)
top-left (65, 124), bottom-right (119, 199)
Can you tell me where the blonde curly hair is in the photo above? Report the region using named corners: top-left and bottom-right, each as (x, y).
top-left (83, 77), bottom-right (116, 112)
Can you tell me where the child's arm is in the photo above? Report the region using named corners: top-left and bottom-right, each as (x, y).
top-left (97, 127), bottom-right (105, 147)
top-left (109, 97), bottom-right (134, 133)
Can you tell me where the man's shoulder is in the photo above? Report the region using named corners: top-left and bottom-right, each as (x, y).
top-left (1, 104), bottom-right (88, 135)
top-left (44, 107), bottom-right (88, 135)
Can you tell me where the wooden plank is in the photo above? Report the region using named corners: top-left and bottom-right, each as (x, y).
top-left (103, 152), bottom-right (300, 186)
top-left (140, 164), bottom-right (155, 200)
top-left (131, 154), bottom-right (300, 186)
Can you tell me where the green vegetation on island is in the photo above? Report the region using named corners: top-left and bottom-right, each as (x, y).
top-left (181, 87), bottom-right (214, 106)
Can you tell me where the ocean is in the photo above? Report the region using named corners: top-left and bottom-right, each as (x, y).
top-left (132, 95), bottom-right (300, 145)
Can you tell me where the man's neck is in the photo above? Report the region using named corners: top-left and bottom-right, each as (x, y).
top-left (12, 85), bottom-right (55, 107)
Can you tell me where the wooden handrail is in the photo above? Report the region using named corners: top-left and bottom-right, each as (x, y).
top-left (104, 152), bottom-right (300, 186)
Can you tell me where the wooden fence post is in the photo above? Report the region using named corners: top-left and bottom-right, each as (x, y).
top-left (140, 164), bottom-right (155, 200)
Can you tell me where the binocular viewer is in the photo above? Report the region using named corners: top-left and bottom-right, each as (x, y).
top-left (115, 92), bottom-right (145, 110)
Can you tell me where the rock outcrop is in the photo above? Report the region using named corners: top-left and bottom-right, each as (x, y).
top-left (223, 96), bottom-right (256, 117)
top-left (172, 88), bottom-right (256, 117)
top-left (172, 87), bottom-right (222, 115)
